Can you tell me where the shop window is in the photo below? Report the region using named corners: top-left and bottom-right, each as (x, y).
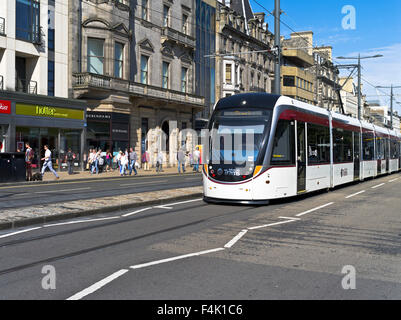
top-left (271, 120), bottom-right (295, 165)
top-left (88, 38), bottom-right (104, 74)
top-left (307, 123), bottom-right (330, 164)
top-left (333, 128), bottom-right (353, 163)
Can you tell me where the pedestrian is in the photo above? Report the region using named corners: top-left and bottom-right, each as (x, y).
top-left (119, 151), bottom-right (128, 176)
top-left (90, 149), bottom-right (98, 174)
top-left (177, 148), bottom-right (186, 174)
top-left (142, 150), bottom-right (150, 171)
top-left (25, 142), bottom-right (34, 181)
top-left (105, 149), bottom-right (113, 172)
top-left (156, 150), bottom-right (163, 173)
top-left (129, 147), bottom-right (138, 176)
top-left (66, 148), bottom-right (74, 175)
top-left (193, 147), bottom-right (200, 172)
top-left (41, 145), bottom-right (59, 180)
top-left (88, 149), bottom-right (95, 172)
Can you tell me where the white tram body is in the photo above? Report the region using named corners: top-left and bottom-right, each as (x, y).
top-left (203, 94), bottom-right (401, 204)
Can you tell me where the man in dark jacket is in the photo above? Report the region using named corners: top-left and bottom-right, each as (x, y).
top-left (66, 148), bottom-right (74, 175)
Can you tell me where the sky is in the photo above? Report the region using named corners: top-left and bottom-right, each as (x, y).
top-left (250, 0), bottom-right (401, 113)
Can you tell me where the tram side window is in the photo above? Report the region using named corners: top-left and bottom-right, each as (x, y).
top-left (375, 137), bottom-right (385, 160)
top-left (333, 128), bottom-right (353, 163)
top-left (391, 139), bottom-right (399, 159)
top-left (362, 132), bottom-right (375, 161)
top-left (307, 123), bottom-right (330, 164)
top-left (271, 120), bottom-right (295, 165)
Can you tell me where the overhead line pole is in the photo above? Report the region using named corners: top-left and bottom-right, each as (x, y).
top-left (274, 0), bottom-right (281, 95)
top-left (376, 84), bottom-right (401, 129)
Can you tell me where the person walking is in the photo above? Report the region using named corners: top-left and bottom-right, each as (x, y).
top-left (105, 149), bottom-right (113, 172)
top-left (177, 148), bottom-right (186, 174)
top-left (129, 147), bottom-right (138, 176)
top-left (119, 151), bottom-right (128, 176)
top-left (25, 143), bottom-right (34, 181)
top-left (66, 148), bottom-right (74, 175)
top-left (156, 150), bottom-right (163, 173)
top-left (193, 147), bottom-right (201, 172)
top-left (90, 149), bottom-right (99, 174)
top-left (142, 150), bottom-right (150, 171)
top-left (88, 149), bottom-right (95, 173)
top-left (41, 145), bottom-right (59, 180)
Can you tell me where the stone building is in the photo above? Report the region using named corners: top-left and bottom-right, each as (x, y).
top-left (69, 0), bottom-right (204, 166)
top-left (215, 0), bottom-right (274, 101)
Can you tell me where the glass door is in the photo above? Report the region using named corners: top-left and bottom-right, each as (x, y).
top-left (297, 121), bottom-right (306, 194)
top-left (353, 131), bottom-right (360, 180)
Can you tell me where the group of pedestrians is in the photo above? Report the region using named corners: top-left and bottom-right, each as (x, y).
top-left (115, 148), bottom-right (139, 176)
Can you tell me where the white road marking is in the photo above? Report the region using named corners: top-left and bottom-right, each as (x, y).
top-left (389, 178), bottom-right (399, 182)
top-left (153, 205), bottom-right (173, 210)
top-left (224, 230), bottom-right (248, 248)
top-left (120, 180), bottom-right (168, 187)
top-left (295, 202), bottom-right (334, 217)
top-left (35, 187), bottom-right (91, 194)
top-left (346, 190), bottom-right (366, 199)
top-left (371, 183), bottom-right (385, 189)
top-left (43, 216), bottom-right (119, 228)
top-left (0, 227), bottom-right (42, 239)
top-left (66, 269), bottom-right (129, 300)
top-left (165, 198), bottom-right (203, 206)
top-left (278, 216), bottom-right (301, 221)
top-left (130, 248), bottom-right (225, 270)
top-left (121, 207), bottom-right (153, 217)
top-left (248, 219), bottom-right (297, 230)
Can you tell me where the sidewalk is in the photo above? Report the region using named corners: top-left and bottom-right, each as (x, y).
top-left (22, 165), bottom-right (202, 184)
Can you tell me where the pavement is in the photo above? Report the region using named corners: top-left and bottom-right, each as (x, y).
top-left (0, 172), bottom-right (400, 300)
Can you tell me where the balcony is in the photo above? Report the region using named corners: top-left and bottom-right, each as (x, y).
top-left (161, 27), bottom-right (195, 49)
top-left (0, 17), bottom-right (5, 36)
top-left (72, 73), bottom-right (204, 107)
top-left (15, 79), bottom-right (37, 94)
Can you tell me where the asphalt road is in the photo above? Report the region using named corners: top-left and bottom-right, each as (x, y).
top-left (0, 173), bottom-right (202, 209)
top-left (0, 172), bottom-right (400, 300)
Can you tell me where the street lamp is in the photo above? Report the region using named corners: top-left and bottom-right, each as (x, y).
top-left (336, 54), bottom-right (383, 120)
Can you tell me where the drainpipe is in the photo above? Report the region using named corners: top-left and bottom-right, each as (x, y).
top-left (78, 0), bottom-right (82, 73)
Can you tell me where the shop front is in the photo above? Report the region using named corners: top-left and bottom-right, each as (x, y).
top-left (86, 111), bottom-right (130, 155)
top-left (0, 92), bottom-right (86, 172)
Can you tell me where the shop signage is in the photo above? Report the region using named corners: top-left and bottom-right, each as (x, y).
top-left (0, 100), bottom-right (11, 114)
top-left (16, 103), bottom-right (84, 120)
top-left (87, 112), bottom-right (111, 120)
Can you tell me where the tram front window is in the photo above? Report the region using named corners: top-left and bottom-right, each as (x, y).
top-left (209, 109), bottom-right (271, 167)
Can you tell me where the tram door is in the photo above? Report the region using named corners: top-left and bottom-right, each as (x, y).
top-left (385, 138), bottom-right (389, 172)
top-left (297, 122), bottom-right (306, 193)
top-left (353, 132), bottom-right (361, 180)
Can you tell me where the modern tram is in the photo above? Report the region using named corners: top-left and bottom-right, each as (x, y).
top-left (202, 93), bottom-right (401, 204)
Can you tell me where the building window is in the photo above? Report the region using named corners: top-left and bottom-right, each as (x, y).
top-left (182, 14), bottom-right (188, 34)
top-left (163, 5), bottom-right (170, 27)
top-left (114, 42), bottom-right (124, 78)
top-left (225, 64), bottom-right (232, 83)
top-left (48, 60), bottom-right (54, 96)
top-left (87, 38), bottom-right (104, 74)
top-left (181, 67), bottom-right (188, 93)
top-left (140, 55), bottom-right (149, 84)
top-left (141, 0), bottom-right (148, 20)
top-left (162, 61), bottom-right (169, 89)
top-left (16, 0), bottom-right (40, 43)
top-left (48, 1), bottom-right (55, 51)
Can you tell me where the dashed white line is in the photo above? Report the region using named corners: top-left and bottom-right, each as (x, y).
top-left (43, 216), bottom-right (119, 228)
top-left (35, 187), bottom-right (91, 194)
top-left (0, 227), bottom-right (42, 239)
top-left (389, 178), bottom-right (399, 182)
top-left (153, 205), bottom-right (173, 210)
top-left (346, 190), bottom-right (366, 199)
top-left (224, 230), bottom-right (248, 248)
top-left (278, 216), bottom-right (301, 221)
top-left (164, 198), bottom-right (203, 206)
top-left (66, 269), bottom-right (129, 300)
top-left (120, 180), bottom-right (168, 187)
top-left (130, 248), bottom-right (225, 270)
top-left (371, 183), bottom-right (385, 189)
top-left (295, 202), bottom-right (334, 217)
top-left (248, 219), bottom-right (297, 230)
top-left (121, 207), bottom-right (153, 218)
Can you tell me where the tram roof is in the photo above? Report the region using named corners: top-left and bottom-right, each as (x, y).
top-left (214, 93), bottom-right (281, 110)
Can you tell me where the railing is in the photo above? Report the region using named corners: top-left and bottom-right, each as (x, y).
top-left (72, 73), bottom-right (204, 106)
top-left (0, 17), bottom-right (5, 36)
top-left (0, 75), bottom-right (3, 90)
top-left (161, 27), bottom-right (195, 48)
top-left (15, 78), bottom-right (38, 94)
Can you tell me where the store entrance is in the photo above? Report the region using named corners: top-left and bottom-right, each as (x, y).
top-left (39, 128), bottom-right (59, 170)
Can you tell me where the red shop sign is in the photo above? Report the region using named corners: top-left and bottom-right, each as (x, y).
top-left (0, 100), bottom-right (11, 114)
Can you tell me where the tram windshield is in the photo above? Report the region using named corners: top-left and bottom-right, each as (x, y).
top-left (209, 109), bottom-right (272, 166)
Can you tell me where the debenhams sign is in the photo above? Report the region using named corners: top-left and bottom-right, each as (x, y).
top-left (16, 103), bottom-right (84, 120)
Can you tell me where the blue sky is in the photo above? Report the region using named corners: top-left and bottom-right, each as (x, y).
top-left (250, 0), bottom-right (401, 112)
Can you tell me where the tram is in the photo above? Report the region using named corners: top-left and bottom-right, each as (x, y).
top-left (202, 93), bottom-right (401, 204)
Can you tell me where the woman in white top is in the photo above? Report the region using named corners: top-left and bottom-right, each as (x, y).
top-left (119, 151), bottom-right (128, 176)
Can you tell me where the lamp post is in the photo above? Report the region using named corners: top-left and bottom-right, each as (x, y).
top-left (336, 54), bottom-right (383, 120)
top-left (273, 0), bottom-right (281, 95)
top-left (376, 84), bottom-right (401, 129)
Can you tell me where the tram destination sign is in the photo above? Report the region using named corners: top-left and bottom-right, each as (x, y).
top-left (16, 103), bottom-right (84, 120)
